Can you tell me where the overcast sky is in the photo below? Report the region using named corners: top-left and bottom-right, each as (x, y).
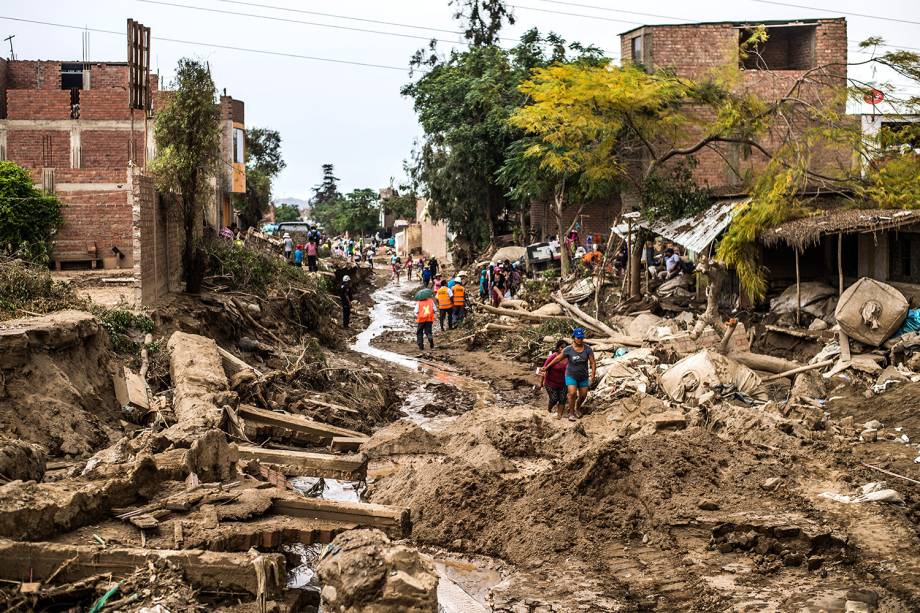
top-left (3, 0), bottom-right (919, 200)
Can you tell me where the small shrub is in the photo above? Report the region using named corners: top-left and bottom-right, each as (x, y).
top-left (0, 258), bottom-right (87, 319)
top-left (96, 307), bottom-right (155, 353)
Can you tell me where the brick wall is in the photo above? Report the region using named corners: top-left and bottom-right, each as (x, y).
top-left (89, 63), bottom-right (128, 89)
top-left (0, 58), bottom-right (7, 119)
top-left (82, 129), bottom-right (143, 168)
top-left (7, 60), bottom-right (59, 89)
top-left (53, 183), bottom-right (132, 265)
top-left (7, 129), bottom-right (70, 169)
top-left (620, 19), bottom-right (848, 191)
top-left (80, 89), bottom-right (130, 119)
top-left (131, 169), bottom-right (182, 304)
top-left (530, 197), bottom-right (622, 242)
top-left (6, 89), bottom-right (72, 119)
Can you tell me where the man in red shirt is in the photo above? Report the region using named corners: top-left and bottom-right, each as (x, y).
top-left (541, 339), bottom-right (569, 419)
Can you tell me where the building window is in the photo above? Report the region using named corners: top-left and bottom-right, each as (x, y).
top-left (890, 232), bottom-right (919, 282)
top-left (739, 25), bottom-right (816, 70)
top-left (233, 127), bottom-right (245, 164)
top-left (631, 36), bottom-right (644, 64)
top-left (60, 63), bottom-right (84, 89)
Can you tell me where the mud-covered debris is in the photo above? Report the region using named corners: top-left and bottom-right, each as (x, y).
top-left (317, 528), bottom-right (438, 613)
top-left (836, 278), bottom-right (908, 346)
top-left (361, 421), bottom-right (441, 458)
top-left (659, 349), bottom-right (764, 403)
top-left (0, 436), bottom-right (46, 482)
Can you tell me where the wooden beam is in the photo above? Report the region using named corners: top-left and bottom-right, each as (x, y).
top-left (729, 351), bottom-right (801, 375)
top-left (479, 303), bottom-right (569, 322)
top-left (0, 539), bottom-right (284, 599)
top-left (235, 445), bottom-right (367, 481)
top-left (271, 497), bottom-right (410, 539)
top-left (795, 248), bottom-right (801, 326)
top-left (238, 405), bottom-right (363, 444)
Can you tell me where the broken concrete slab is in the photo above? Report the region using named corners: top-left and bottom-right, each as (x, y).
top-left (234, 444), bottom-right (368, 480)
top-left (238, 404), bottom-right (364, 446)
top-left (0, 538), bottom-right (284, 599)
top-left (271, 497), bottom-right (411, 539)
top-left (164, 332), bottom-right (232, 443)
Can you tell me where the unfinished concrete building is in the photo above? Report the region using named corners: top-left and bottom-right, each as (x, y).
top-left (0, 59), bottom-right (245, 272)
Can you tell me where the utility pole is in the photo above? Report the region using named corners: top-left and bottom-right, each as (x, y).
top-left (4, 35), bottom-right (15, 60)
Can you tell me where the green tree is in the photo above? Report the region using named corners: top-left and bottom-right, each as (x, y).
top-left (274, 202), bottom-right (301, 223)
top-left (236, 127), bottom-right (286, 229)
top-left (313, 189), bottom-right (380, 236)
top-left (0, 161), bottom-right (63, 263)
top-left (311, 163), bottom-right (341, 207)
top-left (404, 10), bottom-right (604, 262)
top-left (151, 58), bottom-right (221, 294)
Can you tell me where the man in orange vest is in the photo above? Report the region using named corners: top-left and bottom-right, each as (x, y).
top-left (415, 294), bottom-right (436, 350)
top-left (451, 277), bottom-right (466, 326)
top-left (436, 283), bottom-right (454, 331)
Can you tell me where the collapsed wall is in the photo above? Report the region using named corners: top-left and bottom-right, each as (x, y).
top-left (0, 310), bottom-right (122, 456)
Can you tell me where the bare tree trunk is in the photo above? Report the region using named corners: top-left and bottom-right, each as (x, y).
top-left (554, 180), bottom-right (570, 277)
top-left (628, 237), bottom-right (643, 298)
top-left (690, 256), bottom-right (726, 339)
top-left (518, 207), bottom-right (528, 247)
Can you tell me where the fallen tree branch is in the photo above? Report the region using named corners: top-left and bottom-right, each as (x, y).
top-left (479, 303), bottom-right (569, 323)
top-left (553, 292), bottom-right (619, 337)
top-left (762, 359), bottom-right (835, 382)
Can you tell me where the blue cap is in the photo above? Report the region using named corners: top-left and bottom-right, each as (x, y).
top-left (572, 327), bottom-right (586, 339)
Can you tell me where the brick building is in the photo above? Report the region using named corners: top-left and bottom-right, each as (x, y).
top-left (619, 18), bottom-right (849, 191)
top-left (0, 58), bottom-right (245, 270)
top-left (0, 59), bottom-right (161, 269)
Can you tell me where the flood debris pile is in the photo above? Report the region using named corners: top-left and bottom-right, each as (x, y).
top-left (364, 273), bottom-right (920, 611)
top-left (0, 309), bottom-right (413, 611)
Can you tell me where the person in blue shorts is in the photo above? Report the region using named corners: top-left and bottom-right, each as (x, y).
top-left (540, 327), bottom-right (596, 420)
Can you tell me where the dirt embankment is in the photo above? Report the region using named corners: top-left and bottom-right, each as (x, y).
top-left (0, 310), bottom-right (122, 457)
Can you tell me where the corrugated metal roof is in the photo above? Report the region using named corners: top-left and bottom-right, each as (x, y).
top-left (613, 198), bottom-right (748, 254)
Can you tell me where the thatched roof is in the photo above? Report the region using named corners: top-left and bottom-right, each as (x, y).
top-left (761, 208), bottom-right (920, 250)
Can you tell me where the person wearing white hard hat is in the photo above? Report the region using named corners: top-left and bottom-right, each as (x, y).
top-left (282, 232), bottom-right (293, 261)
top-left (338, 275), bottom-right (353, 328)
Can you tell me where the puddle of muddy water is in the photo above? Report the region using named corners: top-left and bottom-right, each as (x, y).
top-left (351, 282), bottom-right (493, 431)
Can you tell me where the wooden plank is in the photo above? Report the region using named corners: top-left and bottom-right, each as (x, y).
top-left (238, 405), bottom-right (363, 443)
top-left (235, 445), bottom-right (367, 481)
top-left (0, 539), bottom-right (284, 599)
top-left (330, 436), bottom-right (369, 453)
top-left (271, 497), bottom-right (410, 539)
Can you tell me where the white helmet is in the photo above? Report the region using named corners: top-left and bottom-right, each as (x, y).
top-left (343, 275), bottom-right (351, 282)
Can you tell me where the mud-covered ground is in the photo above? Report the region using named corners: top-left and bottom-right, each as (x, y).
top-left (358, 274), bottom-right (920, 612)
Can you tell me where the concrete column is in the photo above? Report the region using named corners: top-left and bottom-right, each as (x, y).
top-left (70, 125), bottom-right (81, 169)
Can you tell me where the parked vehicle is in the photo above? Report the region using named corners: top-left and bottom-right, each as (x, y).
top-left (525, 241), bottom-right (561, 272)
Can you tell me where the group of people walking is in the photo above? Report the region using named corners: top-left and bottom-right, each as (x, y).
top-left (478, 261), bottom-right (522, 307)
top-left (538, 327), bottom-right (597, 420)
top-left (414, 272), bottom-right (466, 350)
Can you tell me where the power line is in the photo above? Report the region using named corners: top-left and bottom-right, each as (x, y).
top-left (517, 1), bottom-right (920, 53)
top-left (530, 0), bottom-right (687, 22)
top-left (0, 16), bottom-right (413, 72)
top-left (213, 0), bottom-right (516, 42)
top-left (137, 0), bottom-right (469, 46)
top-left (510, 3), bottom-right (643, 25)
top-left (748, 0), bottom-right (920, 27)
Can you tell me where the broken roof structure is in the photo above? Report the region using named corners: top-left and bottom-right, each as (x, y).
top-left (613, 198), bottom-right (749, 256)
top-left (762, 209), bottom-right (920, 251)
